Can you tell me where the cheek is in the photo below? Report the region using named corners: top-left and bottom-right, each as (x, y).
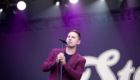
top-left (74, 40), bottom-right (78, 44)
top-left (66, 38), bottom-right (68, 41)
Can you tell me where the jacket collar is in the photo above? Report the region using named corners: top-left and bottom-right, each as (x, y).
top-left (63, 48), bottom-right (79, 65)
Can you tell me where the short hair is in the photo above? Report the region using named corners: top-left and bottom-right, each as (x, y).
top-left (68, 30), bottom-right (81, 40)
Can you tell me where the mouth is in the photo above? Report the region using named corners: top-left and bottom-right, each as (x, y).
top-left (68, 41), bottom-right (72, 44)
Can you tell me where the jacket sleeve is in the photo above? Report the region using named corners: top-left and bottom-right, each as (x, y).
top-left (63, 58), bottom-right (86, 80)
top-left (42, 49), bottom-right (58, 72)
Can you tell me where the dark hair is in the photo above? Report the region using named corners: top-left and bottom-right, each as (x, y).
top-left (68, 30), bottom-right (81, 40)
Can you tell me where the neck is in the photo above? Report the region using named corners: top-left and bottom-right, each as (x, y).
top-left (66, 47), bottom-right (76, 55)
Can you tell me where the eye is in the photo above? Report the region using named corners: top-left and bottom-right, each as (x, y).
top-left (72, 36), bottom-right (75, 39)
top-left (67, 36), bottom-right (70, 38)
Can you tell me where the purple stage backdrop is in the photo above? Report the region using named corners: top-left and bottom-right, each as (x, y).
top-left (0, 16), bottom-right (140, 80)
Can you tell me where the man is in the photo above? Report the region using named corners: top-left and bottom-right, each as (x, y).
top-left (42, 30), bottom-right (86, 80)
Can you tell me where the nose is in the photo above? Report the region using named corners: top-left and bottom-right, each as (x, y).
top-left (69, 37), bottom-right (71, 41)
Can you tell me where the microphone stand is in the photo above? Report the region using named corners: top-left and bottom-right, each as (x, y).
top-left (60, 42), bottom-right (63, 80)
top-left (59, 38), bottom-right (67, 80)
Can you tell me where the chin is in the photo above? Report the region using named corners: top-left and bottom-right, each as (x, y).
top-left (67, 45), bottom-right (75, 48)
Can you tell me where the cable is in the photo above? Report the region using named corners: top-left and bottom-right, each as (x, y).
top-left (56, 39), bottom-right (59, 80)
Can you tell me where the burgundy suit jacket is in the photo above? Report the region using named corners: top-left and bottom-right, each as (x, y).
top-left (42, 48), bottom-right (86, 80)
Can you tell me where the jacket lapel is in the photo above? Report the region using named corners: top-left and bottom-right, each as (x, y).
top-left (62, 49), bottom-right (78, 74)
top-left (67, 52), bottom-right (78, 66)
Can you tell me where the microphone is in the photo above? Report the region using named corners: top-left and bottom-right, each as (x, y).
top-left (59, 38), bottom-right (69, 44)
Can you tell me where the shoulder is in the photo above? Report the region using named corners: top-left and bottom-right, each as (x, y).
top-left (76, 52), bottom-right (86, 62)
top-left (50, 48), bottom-right (62, 55)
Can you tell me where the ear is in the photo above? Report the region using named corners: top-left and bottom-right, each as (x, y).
top-left (77, 40), bottom-right (81, 45)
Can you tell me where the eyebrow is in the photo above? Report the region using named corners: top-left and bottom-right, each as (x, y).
top-left (68, 35), bottom-right (76, 37)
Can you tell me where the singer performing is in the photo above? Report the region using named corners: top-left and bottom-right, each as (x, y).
top-left (42, 30), bottom-right (86, 80)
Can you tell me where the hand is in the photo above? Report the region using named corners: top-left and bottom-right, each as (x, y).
top-left (56, 52), bottom-right (63, 64)
top-left (56, 52), bottom-right (66, 65)
top-left (60, 55), bottom-right (66, 65)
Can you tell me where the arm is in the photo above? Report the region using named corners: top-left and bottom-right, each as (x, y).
top-left (42, 49), bottom-right (58, 72)
top-left (63, 59), bottom-right (86, 80)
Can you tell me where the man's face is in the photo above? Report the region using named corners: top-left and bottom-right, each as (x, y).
top-left (66, 32), bottom-right (81, 48)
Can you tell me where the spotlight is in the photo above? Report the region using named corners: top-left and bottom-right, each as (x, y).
top-left (0, 9), bottom-right (3, 12)
top-left (17, 1), bottom-right (26, 10)
top-left (69, 0), bottom-right (78, 4)
top-left (56, 1), bottom-right (60, 6)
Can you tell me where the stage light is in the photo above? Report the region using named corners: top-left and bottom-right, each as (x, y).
top-left (69, 0), bottom-right (78, 4)
top-left (0, 9), bottom-right (3, 12)
top-left (17, 1), bottom-right (26, 10)
top-left (56, 1), bottom-right (60, 6)
top-left (13, 11), bottom-right (17, 14)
